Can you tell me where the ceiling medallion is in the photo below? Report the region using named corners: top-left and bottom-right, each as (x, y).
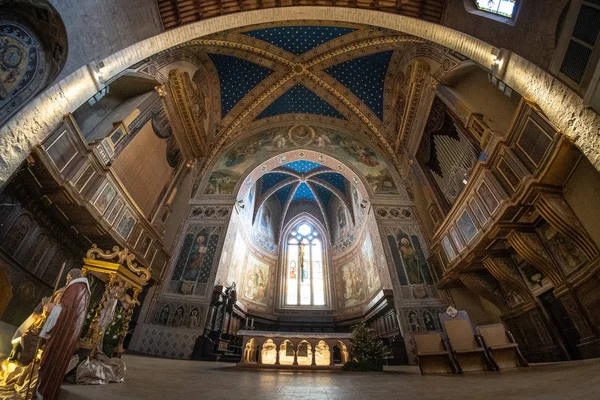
top-left (288, 124), bottom-right (315, 147)
top-left (298, 151), bottom-right (306, 157)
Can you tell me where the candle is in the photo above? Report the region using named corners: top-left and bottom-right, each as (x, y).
top-left (251, 318), bottom-right (254, 328)
top-left (245, 317), bottom-right (248, 327)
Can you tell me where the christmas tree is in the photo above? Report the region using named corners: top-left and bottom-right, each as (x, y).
top-left (342, 322), bottom-right (387, 371)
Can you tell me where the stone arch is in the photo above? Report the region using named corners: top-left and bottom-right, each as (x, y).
top-left (278, 339), bottom-right (295, 365)
top-left (261, 338), bottom-right (277, 365)
top-left (0, 0), bottom-right (68, 126)
top-left (243, 337), bottom-right (257, 363)
top-left (1, 6), bottom-right (598, 196)
top-left (315, 340), bottom-right (330, 366)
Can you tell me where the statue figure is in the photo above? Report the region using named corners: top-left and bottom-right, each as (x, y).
top-left (158, 306), bottom-right (170, 325)
top-left (0, 269), bottom-right (90, 399)
top-left (93, 280), bottom-right (137, 355)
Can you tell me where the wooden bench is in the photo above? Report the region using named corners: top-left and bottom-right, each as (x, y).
top-left (478, 323), bottom-right (528, 369)
top-left (439, 311), bottom-right (496, 372)
top-left (413, 331), bottom-right (460, 374)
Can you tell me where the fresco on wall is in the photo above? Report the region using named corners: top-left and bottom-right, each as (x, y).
top-left (171, 225), bottom-right (222, 285)
top-left (204, 125), bottom-right (399, 195)
top-left (386, 229), bottom-right (433, 288)
top-left (361, 232), bottom-right (381, 295)
top-left (227, 231), bottom-right (248, 285)
top-left (243, 254), bottom-right (270, 305)
top-left (341, 259), bottom-right (364, 307)
top-left (258, 204), bottom-right (274, 238)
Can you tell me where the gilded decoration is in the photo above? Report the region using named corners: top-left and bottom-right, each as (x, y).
top-left (80, 245), bottom-right (151, 358)
top-left (135, 21), bottom-right (471, 197)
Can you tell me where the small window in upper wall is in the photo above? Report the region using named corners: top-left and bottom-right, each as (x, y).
top-left (475, 0), bottom-right (518, 18)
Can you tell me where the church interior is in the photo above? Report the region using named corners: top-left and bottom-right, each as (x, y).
top-left (1, 0), bottom-right (600, 399)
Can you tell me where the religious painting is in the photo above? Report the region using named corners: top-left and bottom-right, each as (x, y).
top-left (337, 206), bottom-right (347, 232)
top-left (227, 231), bottom-right (248, 285)
top-left (171, 225), bottom-right (223, 285)
top-left (204, 171), bottom-right (238, 195)
top-left (158, 305), bottom-right (170, 325)
top-left (361, 232), bottom-right (381, 295)
top-left (449, 226), bottom-right (464, 252)
top-left (259, 205), bottom-right (273, 237)
top-left (188, 308), bottom-right (201, 328)
top-left (477, 181), bottom-right (499, 214)
top-left (441, 235), bottom-right (456, 261)
top-left (457, 210), bottom-right (478, 244)
top-left (423, 311), bottom-right (437, 331)
top-left (115, 208), bottom-right (136, 239)
top-left (203, 125), bottom-right (400, 196)
top-left (243, 255), bottom-right (270, 305)
top-left (538, 223), bottom-right (587, 274)
top-left (93, 182), bottom-right (117, 214)
top-left (407, 311), bottom-right (422, 332)
top-left (391, 232), bottom-right (433, 286)
top-left (341, 259), bottom-right (364, 307)
top-left (352, 185), bottom-right (360, 214)
top-left (172, 306), bottom-right (184, 327)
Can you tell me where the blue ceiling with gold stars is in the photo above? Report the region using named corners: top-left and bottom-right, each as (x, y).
top-left (261, 172), bottom-right (290, 193)
top-left (283, 160), bottom-right (322, 173)
top-left (259, 161), bottom-right (348, 208)
top-left (256, 84), bottom-right (346, 120)
top-left (241, 26), bottom-right (356, 55)
top-left (208, 53), bottom-right (273, 116)
top-left (293, 182), bottom-right (317, 201)
top-left (325, 51), bottom-right (394, 120)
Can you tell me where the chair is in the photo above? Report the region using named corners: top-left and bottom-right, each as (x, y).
top-left (413, 331), bottom-right (460, 374)
top-left (439, 311), bottom-right (496, 372)
top-left (478, 323), bottom-right (528, 369)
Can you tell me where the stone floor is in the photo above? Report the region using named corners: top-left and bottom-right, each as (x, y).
top-left (58, 354), bottom-right (600, 400)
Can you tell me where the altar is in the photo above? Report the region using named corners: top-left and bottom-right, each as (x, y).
top-left (238, 330), bottom-right (351, 369)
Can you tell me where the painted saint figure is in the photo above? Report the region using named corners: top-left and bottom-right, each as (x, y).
top-left (158, 306), bottom-right (170, 325)
top-left (398, 237), bottom-right (425, 285)
top-left (188, 309), bottom-right (200, 328)
top-left (184, 235), bottom-right (208, 281)
top-left (172, 308), bottom-right (184, 327)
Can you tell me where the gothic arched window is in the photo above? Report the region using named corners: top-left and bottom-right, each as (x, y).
top-left (474, 0), bottom-right (518, 19)
top-left (285, 223), bottom-right (325, 306)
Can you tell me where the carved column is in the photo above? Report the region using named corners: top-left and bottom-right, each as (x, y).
top-left (483, 257), bottom-right (533, 305)
top-left (534, 192), bottom-right (598, 259)
top-left (329, 345), bottom-right (335, 366)
top-left (293, 346), bottom-right (299, 366)
top-left (311, 342), bottom-right (317, 366)
top-left (275, 342), bottom-right (280, 365)
top-left (459, 271), bottom-right (510, 313)
top-left (507, 230), bottom-right (564, 286)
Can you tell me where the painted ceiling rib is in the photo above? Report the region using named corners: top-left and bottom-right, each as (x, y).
top-left (305, 181), bottom-right (332, 236)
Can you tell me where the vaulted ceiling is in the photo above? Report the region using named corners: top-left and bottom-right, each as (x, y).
top-left (180, 21), bottom-right (426, 169)
top-left (254, 159), bottom-right (354, 240)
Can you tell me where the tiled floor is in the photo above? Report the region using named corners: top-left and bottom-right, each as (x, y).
top-left (59, 354), bottom-right (600, 400)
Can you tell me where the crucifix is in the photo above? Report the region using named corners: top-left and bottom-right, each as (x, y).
top-left (290, 240), bottom-right (316, 282)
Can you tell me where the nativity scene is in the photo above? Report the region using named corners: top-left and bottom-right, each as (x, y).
top-left (1, 0), bottom-right (600, 398)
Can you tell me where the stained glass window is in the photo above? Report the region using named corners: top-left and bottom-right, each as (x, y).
top-left (475, 0), bottom-right (517, 18)
top-left (286, 223), bottom-right (326, 306)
